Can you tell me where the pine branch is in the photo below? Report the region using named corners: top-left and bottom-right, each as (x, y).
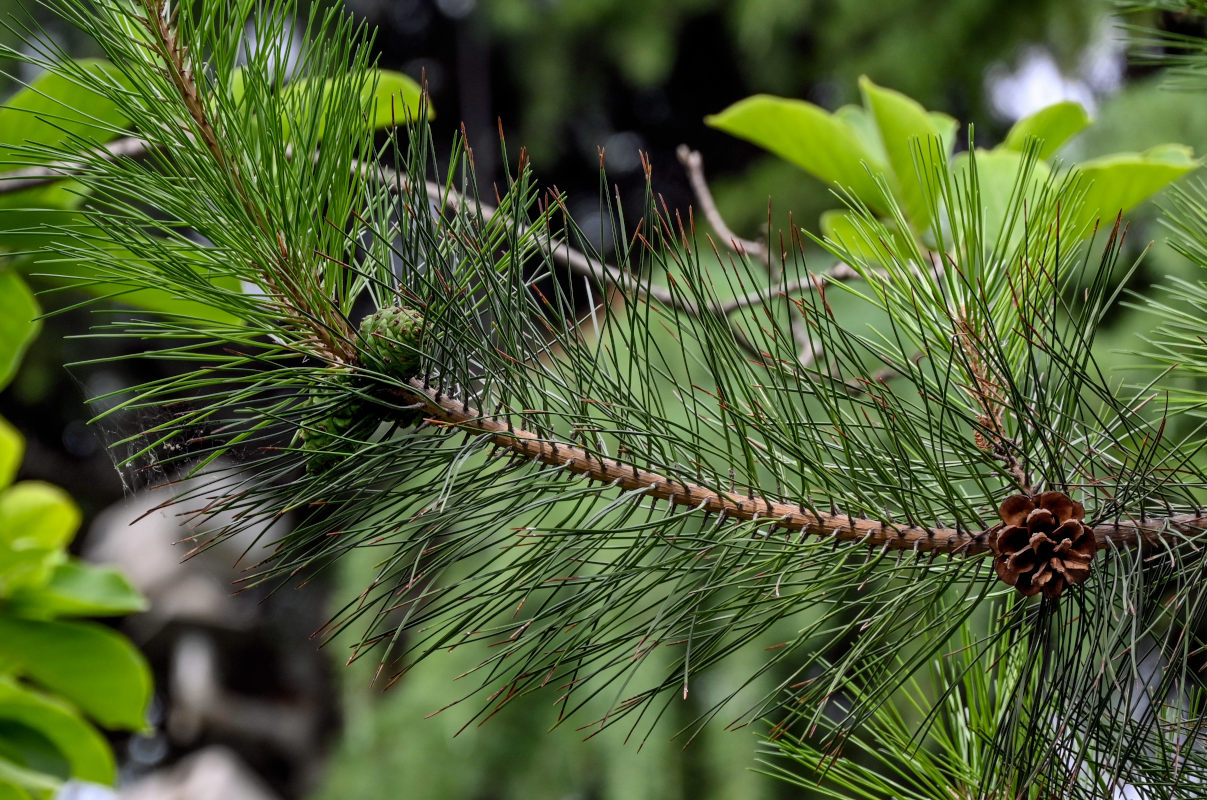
top-left (403, 376), bottom-right (1204, 555)
top-left (13, 2), bottom-right (1207, 785)
top-left (1, 134), bottom-right (871, 366)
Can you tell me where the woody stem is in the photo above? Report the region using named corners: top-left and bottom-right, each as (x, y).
top-left (403, 379), bottom-right (1200, 556)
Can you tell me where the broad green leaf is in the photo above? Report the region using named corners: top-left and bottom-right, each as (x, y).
top-left (281, 69), bottom-right (430, 142)
top-left (819, 209), bottom-right (913, 267)
top-left (859, 76), bottom-right (947, 232)
top-left (17, 241), bottom-right (244, 326)
top-left (0, 677), bottom-right (113, 785)
top-left (0, 620), bottom-right (151, 731)
top-left (0, 483), bottom-right (78, 597)
top-left (1001, 101), bottom-right (1090, 160)
top-left (0, 59), bottom-right (129, 166)
top-left (950, 148), bottom-right (1053, 252)
top-left (1069, 144), bottom-right (1200, 233)
top-left (833, 105), bottom-right (887, 166)
top-left (929, 112), bottom-right (959, 161)
top-left (5, 561), bottom-right (147, 619)
top-left (362, 70), bottom-right (430, 126)
top-left (0, 720), bottom-right (68, 783)
top-left (0, 775), bottom-right (39, 800)
top-left (0, 756), bottom-right (58, 796)
top-left (706, 95), bottom-right (890, 214)
top-left (0, 271), bottom-right (38, 393)
top-left (0, 420), bottom-right (19, 491)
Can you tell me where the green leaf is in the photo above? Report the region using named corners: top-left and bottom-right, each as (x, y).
top-left (929, 111), bottom-right (958, 160)
top-left (1001, 101), bottom-right (1091, 160)
top-left (281, 69), bottom-right (430, 142)
top-left (0, 271), bottom-right (38, 394)
top-left (366, 70), bottom-right (430, 125)
top-left (706, 94), bottom-right (890, 214)
top-left (0, 59), bottom-right (129, 166)
top-left (0, 420), bottom-right (19, 493)
top-left (819, 209), bottom-right (913, 266)
top-left (5, 561), bottom-right (147, 619)
top-left (833, 104), bottom-right (888, 166)
top-left (949, 148), bottom-right (1053, 251)
top-left (0, 483), bottom-right (79, 598)
top-left (0, 776), bottom-right (38, 800)
top-left (0, 721), bottom-right (70, 783)
top-left (0, 620), bottom-right (151, 732)
top-left (859, 76), bottom-right (948, 232)
top-left (0, 677), bottom-right (113, 785)
top-left (1069, 144), bottom-right (1200, 233)
top-left (20, 243), bottom-right (244, 325)
top-left (0, 756), bottom-right (58, 796)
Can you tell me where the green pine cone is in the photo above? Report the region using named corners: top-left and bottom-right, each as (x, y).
top-left (359, 305), bottom-right (425, 378)
top-left (297, 372), bottom-right (367, 474)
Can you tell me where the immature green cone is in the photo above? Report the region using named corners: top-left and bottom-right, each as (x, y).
top-left (359, 305), bottom-right (425, 378)
top-left (297, 371), bottom-right (368, 475)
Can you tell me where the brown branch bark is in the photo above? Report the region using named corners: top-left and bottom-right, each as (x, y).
top-left (405, 378), bottom-right (1199, 555)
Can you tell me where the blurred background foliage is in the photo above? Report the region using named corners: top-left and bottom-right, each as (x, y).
top-left (2, 0), bottom-right (1206, 797)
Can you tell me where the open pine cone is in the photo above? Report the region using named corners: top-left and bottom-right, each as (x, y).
top-left (990, 491), bottom-right (1097, 599)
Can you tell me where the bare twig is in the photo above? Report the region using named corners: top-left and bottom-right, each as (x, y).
top-left (678, 144), bottom-right (821, 365)
top-left (675, 145), bottom-right (764, 260)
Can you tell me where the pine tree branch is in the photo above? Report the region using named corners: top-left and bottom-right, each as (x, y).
top-left (0, 134), bottom-right (867, 366)
top-left (9, 132), bottom-right (1193, 555)
top-left (401, 377), bottom-right (1201, 555)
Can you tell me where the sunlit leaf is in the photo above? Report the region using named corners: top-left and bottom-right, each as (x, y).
top-left (281, 69), bottom-right (430, 142)
top-left (0, 620), bottom-right (151, 731)
top-left (1001, 101), bottom-right (1091, 160)
top-left (0, 756), bottom-right (59, 796)
top-left (950, 148), bottom-right (1053, 250)
top-left (706, 94), bottom-right (890, 213)
top-left (1069, 143), bottom-right (1200, 232)
top-left (0, 677), bottom-right (113, 786)
top-left (5, 561), bottom-right (147, 619)
top-left (0, 271), bottom-right (38, 393)
top-left (859, 76), bottom-right (948, 232)
top-left (0, 420), bottom-right (19, 492)
top-left (819, 209), bottom-right (912, 266)
top-left (0, 483), bottom-right (78, 598)
top-left (0, 59), bottom-right (129, 165)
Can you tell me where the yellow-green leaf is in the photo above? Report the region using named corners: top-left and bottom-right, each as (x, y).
top-left (0, 271), bottom-right (38, 393)
top-left (0, 59), bottom-right (129, 166)
top-left (0, 483), bottom-right (78, 597)
top-left (1069, 144), bottom-right (1200, 234)
top-left (1001, 101), bottom-right (1091, 160)
top-left (0, 419), bottom-right (19, 492)
top-left (0, 619), bottom-right (151, 732)
top-left (5, 561), bottom-right (148, 619)
top-left (950, 148), bottom-right (1053, 252)
top-left (859, 76), bottom-right (948, 232)
top-left (707, 95), bottom-right (890, 214)
top-left (819, 209), bottom-right (913, 267)
top-left (0, 677), bottom-right (114, 785)
top-left (281, 69), bottom-right (430, 143)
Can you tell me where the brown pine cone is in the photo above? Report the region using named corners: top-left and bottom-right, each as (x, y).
top-left (991, 491), bottom-right (1097, 599)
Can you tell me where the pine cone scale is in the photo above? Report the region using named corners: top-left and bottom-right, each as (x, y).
top-left (990, 491), bottom-right (1097, 599)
